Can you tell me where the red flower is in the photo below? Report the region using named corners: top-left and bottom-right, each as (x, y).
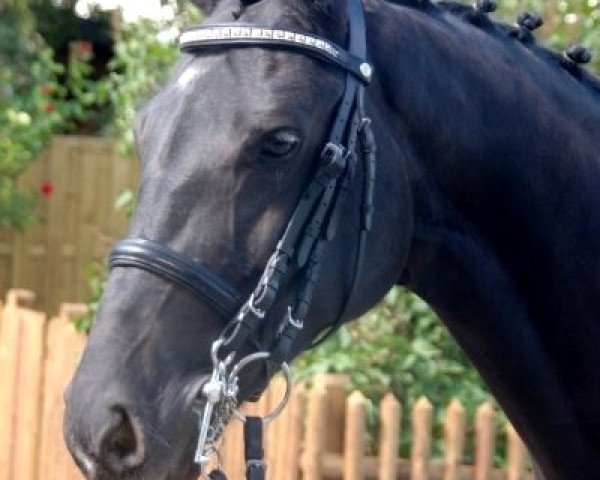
top-left (44, 103), bottom-right (55, 113)
top-left (40, 182), bottom-right (54, 198)
top-left (74, 40), bottom-right (93, 59)
top-left (41, 84), bottom-right (54, 96)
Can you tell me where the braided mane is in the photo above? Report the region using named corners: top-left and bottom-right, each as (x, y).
top-left (387, 0), bottom-right (600, 97)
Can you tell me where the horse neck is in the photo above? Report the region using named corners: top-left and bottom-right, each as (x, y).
top-left (365, 5), bottom-right (600, 475)
top-left (367, 0), bottom-right (600, 259)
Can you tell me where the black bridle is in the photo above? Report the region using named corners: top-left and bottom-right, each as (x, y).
top-left (109, 0), bottom-right (375, 375)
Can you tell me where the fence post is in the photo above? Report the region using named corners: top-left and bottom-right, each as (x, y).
top-left (411, 396), bottom-right (433, 480)
top-left (0, 302), bottom-right (16, 480)
top-left (344, 391), bottom-right (366, 480)
top-left (378, 393), bottom-right (400, 480)
top-left (0, 290), bottom-right (36, 480)
top-left (506, 423), bottom-right (527, 480)
top-left (12, 307), bottom-right (46, 480)
top-left (280, 384), bottom-right (305, 480)
top-left (475, 401), bottom-right (496, 480)
top-left (314, 374), bottom-right (348, 455)
top-left (38, 304), bottom-right (88, 480)
top-left (302, 385), bottom-right (328, 480)
top-left (221, 410), bottom-right (244, 479)
top-left (6, 289), bottom-right (36, 309)
top-left (444, 398), bottom-right (466, 480)
top-left (264, 377), bottom-right (286, 480)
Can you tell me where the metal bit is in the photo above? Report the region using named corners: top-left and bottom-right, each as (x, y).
top-left (194, 374), bottom-right (223, 467)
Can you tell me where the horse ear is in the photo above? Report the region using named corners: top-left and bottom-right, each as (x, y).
top-left (191, 0), bottom-right (220, 15)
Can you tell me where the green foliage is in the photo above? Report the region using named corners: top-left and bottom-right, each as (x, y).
top-left (104, 3), bottom-right (200, 156)
top-left (76, 3), bottom-right (201, 330)
top-left (0, 5), bottom-right (105, 229)
top-left (498, 0), bottom-right (600, 72)
top-left (73, 261), bottom-right (107, 334)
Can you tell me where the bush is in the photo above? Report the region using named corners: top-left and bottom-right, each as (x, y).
top-left (104, 3), bottom-right (200, 157)
top-left (0, 5), bottom-right (105, 229)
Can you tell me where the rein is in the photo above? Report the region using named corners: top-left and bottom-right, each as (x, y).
top-left (108, 0), bottom-right (375, 477)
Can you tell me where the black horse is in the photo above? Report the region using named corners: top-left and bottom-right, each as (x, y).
top-left (64, 0), bottom-right (600, 479)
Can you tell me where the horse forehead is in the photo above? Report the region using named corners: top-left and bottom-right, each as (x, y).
top-left (168, 56), bottom-right (335, 127)
top-left (177, 63), bottom-right (206, 89)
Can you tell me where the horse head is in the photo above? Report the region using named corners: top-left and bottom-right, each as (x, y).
top-left (64, 1), bottom-right (411, 478)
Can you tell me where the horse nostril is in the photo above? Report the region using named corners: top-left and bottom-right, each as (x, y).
top-left (99, 406), bottom-right (145, 473)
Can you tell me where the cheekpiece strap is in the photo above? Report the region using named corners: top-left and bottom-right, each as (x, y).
top-left (244, 417), bottom-right (266, 480)
top-left (179, 24), bottom-right (372, 84)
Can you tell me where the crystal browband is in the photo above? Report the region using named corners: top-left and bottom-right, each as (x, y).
top-left (181, 26), bottom-right (341, 56)
top-left (179, 25), bottom-right (372, 84)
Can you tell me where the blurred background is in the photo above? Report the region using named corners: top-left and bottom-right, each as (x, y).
top-left (0, 0), bottom-right (598, 478)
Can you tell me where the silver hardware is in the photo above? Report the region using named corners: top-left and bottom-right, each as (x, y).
top-left (210, 338), bottom-right (234, 367)
top-left (326, 44), bottom-right (340, 57)
top-left (194, 340), bottom-right (239, 474)
top-left (180, 28), bottom-right (341, 62)
top-left (248, 293), bottom-right (266, 319)
top-left (246, 459), bottom-right (266, 469)
top-left (286, 307), bottom-right (304, 330)
top-left (194, 340), bottom-right (292, 473)
top-left (194, 371), bottom-right (222, 465)
top-left (360, 62), bottom-right (373, 80)
top-left (228, 351), bottom-right (271, 382)
top-left (231, 355), bottom-right (292, 424)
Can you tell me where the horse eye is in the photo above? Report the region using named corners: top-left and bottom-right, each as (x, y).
top-left (260, 129), bottom-right (301, 158)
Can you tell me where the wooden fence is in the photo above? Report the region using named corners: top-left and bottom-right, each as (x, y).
top-left (218, 375), bottom-right (533, 480)
top-left (0, 289), bottom-right (533, 480)
top-left (0, 136), bottom-right (137, 314)
top-left (0, 290), bottom-right (87, 480)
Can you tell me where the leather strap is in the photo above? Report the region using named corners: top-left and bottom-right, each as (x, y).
top-left (180, 24), bottom-right (371, 84)
top-left (244, 417), bottom-right (265, 480)
top-left (109, 238), bottom-right (241, 318)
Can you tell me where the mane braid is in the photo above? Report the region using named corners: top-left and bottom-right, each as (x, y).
top-left (387, 0), bottom-right (600, 97)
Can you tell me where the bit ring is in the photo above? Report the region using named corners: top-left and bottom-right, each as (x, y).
top-left (229, 353), bottom-right (292, 425)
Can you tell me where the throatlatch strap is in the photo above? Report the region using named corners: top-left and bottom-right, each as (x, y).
top-left (244, 417), bottom-right (265, 480)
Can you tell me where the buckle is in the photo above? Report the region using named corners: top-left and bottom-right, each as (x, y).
top-left (248, 292), bottom-right (267, 319)
top-left (320, 142), bottom-right (346, 177)
top-left (286, 306), bottom-right (304, 330)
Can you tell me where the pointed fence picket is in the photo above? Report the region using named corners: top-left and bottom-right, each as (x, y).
top-left (1, 291), bottom-right (534, 480)
top-left (216, 373), bottom-right (533, 480)
top-left (0, 290), bottom-right (86, 480)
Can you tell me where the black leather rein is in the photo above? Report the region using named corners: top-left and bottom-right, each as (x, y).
top-left (109, 0), bottom-right (375, 369)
